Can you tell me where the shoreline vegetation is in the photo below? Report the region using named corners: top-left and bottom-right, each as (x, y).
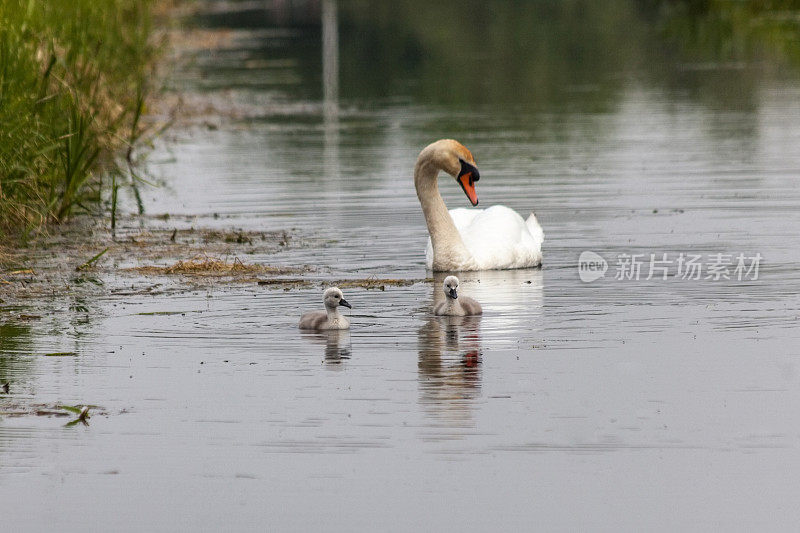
top-left (0, 0), bottom-right (160, 243)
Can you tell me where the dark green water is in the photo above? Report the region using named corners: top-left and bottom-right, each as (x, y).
top-left (3, 1), bottom-right (800, 530)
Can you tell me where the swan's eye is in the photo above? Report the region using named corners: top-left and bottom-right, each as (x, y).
top-left (335, 295), bottom-right (340, 299)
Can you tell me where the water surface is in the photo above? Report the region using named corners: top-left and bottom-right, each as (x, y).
top-left (3, 1), bottom-right (800, 530)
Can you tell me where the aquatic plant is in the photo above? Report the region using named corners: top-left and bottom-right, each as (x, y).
top-left (0, 0), bottom-right (159, 241)
top-left (60, 404), bottom-right (91, 427)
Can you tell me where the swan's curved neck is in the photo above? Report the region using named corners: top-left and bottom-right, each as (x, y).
top-left (414, 159), bottom-right (471, 268)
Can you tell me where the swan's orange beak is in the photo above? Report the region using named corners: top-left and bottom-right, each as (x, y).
top-left (457, 160), bottom-right (480, 206)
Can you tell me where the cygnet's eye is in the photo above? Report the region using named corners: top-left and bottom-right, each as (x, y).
top-left (335, 294), bottom-right (340, 299)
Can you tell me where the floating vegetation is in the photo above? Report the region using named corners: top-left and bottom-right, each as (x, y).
top-left (61, 405), bottom-right (91, 427)
top-left (1, 268), bottom-right (35, 285)
top-left (0, 222), bottom-right (311, 301)
top-left (125, 255), bottom-right (299, 277)
top-left (44, 352), bottom-right (78, 357)
top-left (6, 269), bottom-right (35, 276)
top-left (256, 279), bottom-right (310, 287)
top-left (75, 248), bottom-right (109, 271)
top-left (0, 403), bottom-right (106, 420)
top-left (136, 310), bottom-right (190, 316)
top-left (255, 277), bottom-right (431, 290)
top-left (332, 278), bottom-right (428, 290)
top-left (0, 248), bottom-right (21, 270)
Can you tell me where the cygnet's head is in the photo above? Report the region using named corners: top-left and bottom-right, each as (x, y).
top-left (323, 287), bottom-right (351, 309)
top-left (442, 276), bottom-right (459, 300)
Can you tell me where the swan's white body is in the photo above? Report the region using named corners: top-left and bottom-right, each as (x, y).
top-left (415, 139), bottom-right (544, 271)
top-left (425, 206), bottom-right (543, 270)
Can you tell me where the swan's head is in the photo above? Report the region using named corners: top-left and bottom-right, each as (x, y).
top-left (423, 139), bottom-right (480, 207)
top-left (443, 275), bottom-right (459, 299)
top-left (323, 287), bottom-right (352, 309)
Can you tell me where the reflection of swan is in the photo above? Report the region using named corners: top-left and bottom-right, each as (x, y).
top-left (414, 139), bottom-right (544, 271)
top-left (418, 288), bottom-right (483, 427)
top-left (301, 330), bottom-right (352, 366)
top-left (298, 287), bottom-right (352, 330)
top-left (434, 275), bottom-right (482, 316)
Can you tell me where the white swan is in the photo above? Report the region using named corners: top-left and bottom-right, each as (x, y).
top-left (433, 276), bottom-right (482, 316)
top-left (298, 287), bottom-right (352, 330)
top-left (414, 139), bottom-right (544, 271)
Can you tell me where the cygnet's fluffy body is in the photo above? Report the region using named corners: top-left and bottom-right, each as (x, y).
top-left (433, 276), bottom-right (482, 316)
top-left (299, 287), bottom-right (352, 330)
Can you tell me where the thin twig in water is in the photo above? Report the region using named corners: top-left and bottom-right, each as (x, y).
top-left (76, 247), bottom-right (109, 271)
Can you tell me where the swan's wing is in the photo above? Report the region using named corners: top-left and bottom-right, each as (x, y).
top-left (299, 311), bottom-right (327, 329)
top-left (459, 296), bottom-right (483, 315)
top-left (460, 205), bottom-right (543, 269)
top-left (526, 212), bottom-right (545, 244)
top-left (426, 206), bottom-right (543, 269)
top-left (448, 207), bottom-right (482, 231)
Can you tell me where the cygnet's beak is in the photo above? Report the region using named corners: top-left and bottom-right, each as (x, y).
top-left (339, 299), bottom-right (352, 309)
top-left (448, 288), bottom-right (458, 299)
top-left (457, 160), bottom-right (479, 207)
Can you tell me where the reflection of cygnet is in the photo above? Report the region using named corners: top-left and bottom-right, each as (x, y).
top-left (433, 276), bottom-right (482, 316)
top-left (299, 287), bottom-right (352, 330)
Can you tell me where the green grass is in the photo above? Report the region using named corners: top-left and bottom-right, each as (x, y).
top-left (0, 0), bottom-right (158, 241)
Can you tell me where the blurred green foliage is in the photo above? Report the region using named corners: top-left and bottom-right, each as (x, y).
top-left (328, 0), bottom-right (800, 116)
top-left (648, 0), bottom-right (800, 65)
top-left (338, 0), bottom-right (647, 108)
